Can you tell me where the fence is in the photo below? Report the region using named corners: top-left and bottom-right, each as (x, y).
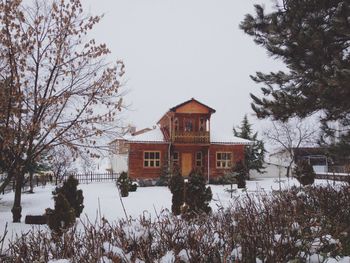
top-left (62, 172), bottom-right (119, 184)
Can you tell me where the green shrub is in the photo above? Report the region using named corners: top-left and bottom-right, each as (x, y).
top-left (294, 160), bottom-right (315, 186)
top-left (186, 169), bottom-right (212, 215)
top-left (129, 181), bottom-right (138, 192)
top-left (234, 161), bottom-right (247, 189)
top-left (117, 171), bottom-right (130, 197)
top-left (53, 175), bottom-right (84, 217)
top-left (46, 193), bottom-right (75, 236)
top-left (168, 166), bottom-right (184, 215)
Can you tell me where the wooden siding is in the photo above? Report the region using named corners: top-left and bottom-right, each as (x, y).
top-left (128, 143), bottom-right (169, 179)
top-left (175, 100), bottom-right (212, 114)
top-left (208, 144), bottom-right (245, 178)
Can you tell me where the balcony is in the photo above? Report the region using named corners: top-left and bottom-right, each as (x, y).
top-left (172, 131), bottom-right (210, 144)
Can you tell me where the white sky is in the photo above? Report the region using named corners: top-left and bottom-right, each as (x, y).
top-left (82, 0), bottom-right (284, 136)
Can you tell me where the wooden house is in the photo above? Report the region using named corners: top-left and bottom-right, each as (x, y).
top-left (111, 98), bottom-right (252, 181)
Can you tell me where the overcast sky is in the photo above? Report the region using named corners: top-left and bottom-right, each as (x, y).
top-left (82, 0), bottom-right (284, 136)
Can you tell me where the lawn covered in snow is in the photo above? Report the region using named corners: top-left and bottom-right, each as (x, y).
top-left (0, 177), bottom-right (338, 246)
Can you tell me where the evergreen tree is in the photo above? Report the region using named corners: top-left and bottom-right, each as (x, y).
top-left (46, 193), bottom-right (76, 236)
top-left (234, 161), bottom-right (247, 189)
top-left (186, 169), bottom-right (212, 215)
top-left (117, 171), bottom-right (130, 197)
top-left (53, 175), bottom-right (84, 218)
top-left (240, 1), bottom-right (350, 157)
top-left (168, 167), bottom-right (184, 215)
top-left (294, 160), bottom-right (315, 186)
top-left (234, 115), bottom-right (265, 177)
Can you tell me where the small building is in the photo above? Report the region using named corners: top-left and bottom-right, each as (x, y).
top-left (110, 98), bottom-right (252, 181)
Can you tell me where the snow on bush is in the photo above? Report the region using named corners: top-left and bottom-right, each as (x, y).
top-left (1, 183), bottom-right (349, 262)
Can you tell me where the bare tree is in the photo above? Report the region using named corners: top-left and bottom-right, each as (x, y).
top-left (264, 118), bottom-right (318, 178)
top-left (0, 0), bottom-right (125, 222)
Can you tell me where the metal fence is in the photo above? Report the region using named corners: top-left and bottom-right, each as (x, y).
top-left (61, 172), bottom-right (119, 184)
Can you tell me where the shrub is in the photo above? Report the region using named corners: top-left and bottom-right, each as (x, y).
top-left (186, 169), bottom-right (212, 215)
top-left (168, 166), bottom-right (184, 215)
top-left (53, 175), bottom-right (84, 217)
top-left (129, 181), bottom-right (138, 192)
top-left (234, 160), bottom-right (247, 189)
top-left (46, 193), bottom-right (76, 236)
top-left (294, 160), bottom-right (315, 186)
top-left (117, 171), bottom-right (130, 197)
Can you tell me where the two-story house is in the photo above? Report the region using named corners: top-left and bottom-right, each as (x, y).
top-left (110, 98), bottom-right (252, 181)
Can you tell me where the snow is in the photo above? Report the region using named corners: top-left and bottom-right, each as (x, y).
top-left (0, 177), bottom-right (347, 259)
top-left (125, 128), bottom-right (166, 143)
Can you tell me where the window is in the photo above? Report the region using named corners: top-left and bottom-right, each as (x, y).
top-left (196, 151), bottom-right (202, 167)
top-left (216, 152), bottom-right (232, 168)
top-left (173, 151), bottom-right (179, 165)
top-left (144, 151), bottom-right (160, 167)
top-left (184, 119), bottom-right (193, 132)
top-left (199, 117), bottom-right (206, 132)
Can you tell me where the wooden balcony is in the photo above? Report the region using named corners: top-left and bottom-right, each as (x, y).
top-left (172, 131), bottom-right (210, 144)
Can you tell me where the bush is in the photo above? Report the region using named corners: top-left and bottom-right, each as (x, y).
top-left (53, 175), bottom-right (84, 217)
top-left (129, 181), bottom-right (138, 192)
top-left (294, 160), bottom-right (315, 186)
top-left (234, 160), bottom-right (247, 189)
top-left (46, 193), bottom-right (76, 236)
top-left (168, 166), bottom-right (184, 215)
top-left (117, 171), bottom-right (130, 197)
top-left (186, 169), bottom-right (212, 215)
top-left (6, 184), bottom-right (350, 262)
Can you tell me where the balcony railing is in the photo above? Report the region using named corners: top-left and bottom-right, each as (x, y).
top-left (172, 131), bottom-right (210, 144)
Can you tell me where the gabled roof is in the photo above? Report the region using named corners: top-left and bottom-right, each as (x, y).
top-left (170, 98), bottom-right (216, 113)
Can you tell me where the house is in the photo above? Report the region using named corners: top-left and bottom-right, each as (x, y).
top-left (110, 98), bottom-right (252, 181)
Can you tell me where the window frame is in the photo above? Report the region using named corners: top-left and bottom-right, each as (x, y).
top-left (196, 151), bottom-right (203, 167)
top-left (143, 151), bottom-right (161, 168)
top-left (216, 152), bottom-right (232, 169)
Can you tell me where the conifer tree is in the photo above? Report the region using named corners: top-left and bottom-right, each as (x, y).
top-left (234, 161), bottom-right (247, 189)
top-left (294, 160), bottom-right (315, 186)
top-left (234, 115), bottom-right (265, 178)
top-left (240, 0), bottom-right (350, 157)
top-left (53, 176), bottom-right (84, 218)
top-left (46, 193), bottom-right (76, 236)
top-left (117, 171), bottom-right (130, 197)
top-left (168, 167), bottom-right (184, 215)
top-left (186, 169), bottom-right (212, 215)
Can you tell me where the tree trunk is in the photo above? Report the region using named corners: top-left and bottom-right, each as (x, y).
top-left (11, 171), bottom-right (24, 222)
top-left (29, 171), bottom-right (34, 193)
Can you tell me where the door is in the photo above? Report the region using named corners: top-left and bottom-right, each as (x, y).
top-left (181, 153), bottom-right (192, 176)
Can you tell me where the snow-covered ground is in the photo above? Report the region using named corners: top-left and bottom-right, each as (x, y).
top-left (0, 177), bottom-right (340, 247)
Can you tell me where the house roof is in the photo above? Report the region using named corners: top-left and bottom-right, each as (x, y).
top-left (122, 127), bottom-right (252, 145)
top-left (169, 98), bottom-right (216, 113)
top-left (125, 127), bottom-right (168, 144)
top-left (210, 129), bottom-right (253, 145)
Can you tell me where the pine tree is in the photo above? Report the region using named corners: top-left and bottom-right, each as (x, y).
top-left (240, 0), bottom-right (350, 157)
top-left (234, 115), bottom-right (265, 177)
top-left (53, 175), bottom-right (84, 218)
top-left (117, 171), bottom-right (130, 197)
top-left (46, 193), bottom-right (76, 236)
top-left (168, 167), bottom-right (184, 215)
top-left (294, 160), bottom-right (315, 186)
top-left (234, 161), bottom-right (247, 189)
top-left (186, 169), bottom-right (212, 215)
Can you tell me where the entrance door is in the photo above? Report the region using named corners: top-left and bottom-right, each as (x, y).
top-left (181, 153), bottom-right (192, 176)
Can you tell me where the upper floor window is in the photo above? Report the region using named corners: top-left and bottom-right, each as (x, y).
top-left (184, 119), bottom-right (193, 132)
top-left (216, 152), bottom-right (232, 168)
top-left (144, 151), bottom-right (160, 168)
top-left (174, 118), bottom-right (179, 131)
top-left (199, 117), bottom-right (206, 132)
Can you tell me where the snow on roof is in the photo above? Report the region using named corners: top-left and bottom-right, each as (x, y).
top-left (125, 128), bottom-right (167, 144)
top-left (121, 127), bottom-right (252, 145)
top-left (210, 129), bottom-right (253, 145)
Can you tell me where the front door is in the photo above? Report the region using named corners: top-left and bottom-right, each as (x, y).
top-left (181, 153), bottom-right (192, 176)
